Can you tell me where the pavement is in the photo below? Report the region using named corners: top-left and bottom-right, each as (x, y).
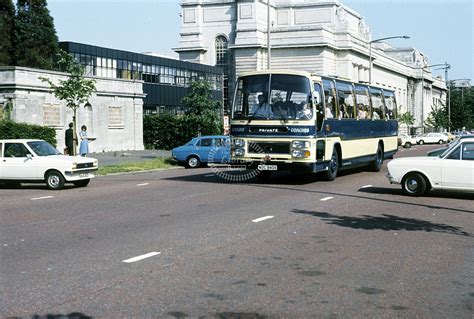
top-left (88, 149), bottom-right (172, 166)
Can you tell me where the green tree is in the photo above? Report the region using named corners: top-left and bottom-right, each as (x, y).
top-left (450, 85), bottom-right (473, 131)
top-left (40, 49), bottom-right (96, 155)
top-left (397, 107), bottom-right (415, 132)
top-left (182, 80), bottom-right (223, 136)
top-left (425, 104), bottom-right (448, 130)
top-left (0, 0), bottom-right (15, 65)
top-left (13, 0), bottom-right (58, 69)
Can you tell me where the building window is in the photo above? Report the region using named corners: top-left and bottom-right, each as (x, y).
top-left (108, 106), bottom-right (123, 128)
top-left (42, 104), bottom-right (61, 127)
top-left (215, 35), bottom-right (228, 109)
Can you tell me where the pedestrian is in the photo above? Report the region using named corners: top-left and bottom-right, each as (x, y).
top-left (79, 125), bottom-right (89, 156)
top-left (65, 122), bottom-right (75, 155)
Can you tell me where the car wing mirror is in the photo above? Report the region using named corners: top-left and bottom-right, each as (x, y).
top-left (26, 154), bottom-right (33, 160)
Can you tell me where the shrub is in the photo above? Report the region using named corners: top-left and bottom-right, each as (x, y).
top-left (143, 114), bottom-right (193, 150)
top-left (0, 121), bottom-right (57, 146)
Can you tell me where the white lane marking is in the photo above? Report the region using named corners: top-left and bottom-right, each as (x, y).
top-left (320, 197), bottom-right (333, 201)
top-left (361, 185), bottom-right (373, 188)
top-left (122, 252), bottom-right (161, 263)
top-left (136, 183), bottom-right (149, 186)
top-left (30, 196), bottom-right (54, 201)
top-left (204, 174), bottom-right (214, 177)
top-left (252, 216), bottom-right (274, 223)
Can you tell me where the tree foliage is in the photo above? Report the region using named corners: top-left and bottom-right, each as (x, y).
top-left (182, 80), bottom-right (223, 136)
top-left (0, 0), bottom-right (15, 65)
top-left (424, 104), bottom-right (448, 130)
top-left (450, 85), bottom-right (473, 131)
top-left (39, 49), bottom-right (96, 112)
top-left (397, 108), bottom-right (415, 127)
top-left (13, 0), bottom-right (58, 69)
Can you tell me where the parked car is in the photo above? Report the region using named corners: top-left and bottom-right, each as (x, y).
top-left (387, 137), bottom-right (474, 196)
top-left (0, 139), bottom-right (98, 190)
top-left (426, 135), bottom-right (473, 157)
top-left (415, 132), bottom-right (448, 145)
top-left (398, 133), bottom-right (417, 148)
top-left (172, 135), bottom-right (230, 168)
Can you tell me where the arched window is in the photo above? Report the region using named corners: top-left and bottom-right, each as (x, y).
top-left (215, 36), bottom-right (229, 109)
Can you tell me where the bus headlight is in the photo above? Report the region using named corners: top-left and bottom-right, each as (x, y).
top-left (233, 148), bottom-right (245, 156)
top-left (292, 150), bottom-right (311, 158)
top-left (233, 139), bottom-right (245, 147)
top-left (292, 140), bottom-right (310, 149)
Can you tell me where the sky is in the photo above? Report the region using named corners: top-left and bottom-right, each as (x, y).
top-left (47, 0), bottom-right (473, 81)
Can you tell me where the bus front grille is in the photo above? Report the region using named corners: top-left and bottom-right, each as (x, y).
top-left (248, 142), bottom-right (290, 154)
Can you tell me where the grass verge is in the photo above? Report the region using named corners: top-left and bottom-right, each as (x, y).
top-left (97, 157), bottom-right (176, 175)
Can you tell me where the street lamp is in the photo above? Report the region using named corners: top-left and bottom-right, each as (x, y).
top-left (369, 35), bottom-right (410, 84)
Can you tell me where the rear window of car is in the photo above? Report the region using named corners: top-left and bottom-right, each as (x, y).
top-left (4, 143), bottom-right (31, 158)
top-left (198, 138), bottom-right (213, 147)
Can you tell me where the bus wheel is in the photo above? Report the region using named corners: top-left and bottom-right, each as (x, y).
top-left (370, 145), bottom-right (384, 172)
top-left (323, 148), bottom-right (339, 181)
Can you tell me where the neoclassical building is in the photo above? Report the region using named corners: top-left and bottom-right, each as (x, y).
top-left (175, 0), bottom-right (447, 134)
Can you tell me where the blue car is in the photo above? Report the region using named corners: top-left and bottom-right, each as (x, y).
top-left (172, 135), bottom-right (230, 168)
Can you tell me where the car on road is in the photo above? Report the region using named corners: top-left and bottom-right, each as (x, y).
top-left (398, 133), bottom-right (417, 148)
top-left (0, 139), bottom-right (98, 190)
top-left (426, 135), bottom-right (473, 157)
top-left (172, 135), bottom-right (230, 168)
top-left (387, 137), bottom-right (474, 196)
top-left (415, 132), bottom-right (448, 145)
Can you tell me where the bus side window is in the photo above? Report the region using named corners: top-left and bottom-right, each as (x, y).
top-left (369, 88), bottom-right (384, 120)
top-left (354, 85), bottom-right (371, 120)
top-left (383, 90), bottom-right (397, 119)
top-left (335, 80), bottom-right (356, 119)
top-left (322, 78), bottom-right (336, 119)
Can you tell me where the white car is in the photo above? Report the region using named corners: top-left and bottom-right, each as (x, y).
top-left (398, 133), bottom-right (417, 148)
top-left (387, 137), bottom-right (474, 196)
top-left (415, 132), bottom-right (448, 145)
top-left (0, 139), bottom-right (98, 190)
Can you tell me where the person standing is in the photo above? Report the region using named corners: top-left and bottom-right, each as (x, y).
top-left (79, 125), bottom-right (89, 156)
top-left (65, 122), bottom-right (75, 155)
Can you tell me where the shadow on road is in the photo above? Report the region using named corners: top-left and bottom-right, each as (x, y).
top-left (359, 186), bottom-right (474, 201)
top-left (291, 209), bottom-right (472, 237)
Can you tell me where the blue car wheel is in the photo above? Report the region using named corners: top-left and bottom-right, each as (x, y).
top-left (186, 156), bottom-right (201, 168)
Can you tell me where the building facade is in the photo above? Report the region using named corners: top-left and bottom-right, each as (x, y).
top-left (175, 0), bottom-right (447, 134)
top-left (60, 42), bottom-right (223, 116)
top-left (0, 67), bottom-right (145, 152)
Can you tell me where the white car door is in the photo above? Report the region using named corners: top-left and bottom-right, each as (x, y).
top-left (441, 142), bottom-right (474, 189)
top-left (1, 142), bottom-right (37, 180)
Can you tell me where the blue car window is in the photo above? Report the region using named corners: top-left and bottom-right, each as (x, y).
top-left (200, 138), bottom-right (213, 147)
top-left (462, 143), bottom-right (474, 161)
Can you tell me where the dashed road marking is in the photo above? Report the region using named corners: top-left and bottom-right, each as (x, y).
top-left (252, 216), bottom-right (274, 223)
top-left (30, 196), bottom-right (54, 201)
top-left (320, 197), bottom-right (333, 201)
top-left (122, 252), bottom-right (161, 263)
top-left (204, 174), bottom-right (214, 177)
top-left (361, 185), bottom-right (373, 188)
top-left (136, 183), bottom-right (149, 186)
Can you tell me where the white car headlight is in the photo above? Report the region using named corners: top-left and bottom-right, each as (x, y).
top-left (233, 148), bottom-right (245, 156)
top-left (292, 140), bottom-right (310, 149)
top-left (72, 162), bottom-right (77, 169)
top-left (233, 139), bottom-right (245, 147)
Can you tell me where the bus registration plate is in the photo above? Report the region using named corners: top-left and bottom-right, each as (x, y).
top-left (258, 164), bottom-right (277, 171)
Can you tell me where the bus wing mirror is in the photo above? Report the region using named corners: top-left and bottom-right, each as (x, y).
top-left (312, 91), bottom-right (320, 104)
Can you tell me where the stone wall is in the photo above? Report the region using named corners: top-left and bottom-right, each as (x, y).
top-left (0, 67), bottom-right (145, 153)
